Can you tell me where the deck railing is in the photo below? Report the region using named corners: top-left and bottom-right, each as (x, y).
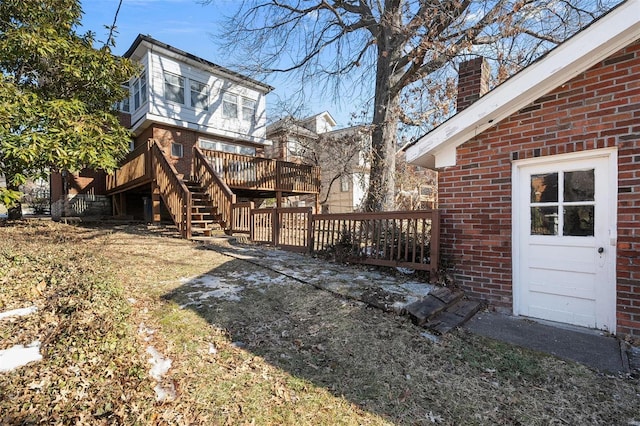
top-left (241, 208), bottom-right (440, 278)
top-left (312, 210), bottom-right (440, 276)
top-left (106, 140), bottom-right (152, 193)
top-left (193, 147), bottom-right (236, 229)
top-left (151, 143), bottom-right (191, 238)
top-left (199, 149), bottom-right (320, 193)
top-left (231, 202), bottom-right (254, 234)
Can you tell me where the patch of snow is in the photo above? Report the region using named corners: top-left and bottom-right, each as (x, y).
top-left (396, 267), bottom-right (415, 275)
top-left (399, 282), bottom-right (435, 296)
top-left (127, 298), bottom-right (137, 304)
top-left (0, 306), bottom-right (37, 320)
top-left (138, 323), bottom-right (155, 341)
top-left (426, 411), bottom-right (444, 423)
top-left (421, 332), bottom-right (440, 344)
top-left (0, 341), bottom-right (42, 372)
top-left (154, 383), bottom-right (176, 403)
top-left (146, 346), bottom-right (172, 381)
top-left (208, 343), bottom-right (217, 354)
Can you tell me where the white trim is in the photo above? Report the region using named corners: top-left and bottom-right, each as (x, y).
top-left (131, 113), bottom-right (268, 145)
top-left (511, 147), bottom-right (618, 331)
top-left (407, 1), bottom-right (640, 169)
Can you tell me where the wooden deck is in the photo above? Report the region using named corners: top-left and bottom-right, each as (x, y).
top-left (105, 140), bottom-right (320, 239)
top-left (106, 144), bottom-right (320, 197)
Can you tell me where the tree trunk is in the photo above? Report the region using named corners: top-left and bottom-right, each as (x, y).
top-left (364, 24), bottom-right (402, 212)
top-left (6, 180), bottom-right (23, 220)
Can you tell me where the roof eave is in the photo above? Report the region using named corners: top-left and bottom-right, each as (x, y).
top-left (406, 0), bottom-right (640, 169)
top-left (124, 34), bottom-right (274, 94)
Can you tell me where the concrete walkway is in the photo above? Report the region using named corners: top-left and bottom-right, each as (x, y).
top-left (200, 238), bottom-right (636, 375)
top-left (465, 311), bottom-right (630, 374)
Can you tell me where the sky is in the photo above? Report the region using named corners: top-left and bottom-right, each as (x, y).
top-left (79, 0), bottom-right (352, 126)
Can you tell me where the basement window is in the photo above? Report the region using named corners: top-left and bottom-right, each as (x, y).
top-left (171, 143), bottom-right (183, 158)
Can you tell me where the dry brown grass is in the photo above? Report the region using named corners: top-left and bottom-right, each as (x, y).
top-left (1, 220), bottom-right (639, 425)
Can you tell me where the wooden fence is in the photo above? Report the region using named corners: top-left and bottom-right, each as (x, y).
top-left (237, 208), bottom-right (440, 279)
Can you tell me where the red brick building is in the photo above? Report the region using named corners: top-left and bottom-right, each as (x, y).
top-left (407, 1), bottom-right (640, 336)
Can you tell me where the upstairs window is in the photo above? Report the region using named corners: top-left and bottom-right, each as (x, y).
top-left (190, 80), bottom-right (209, 110)
top-left (133, 73), bottom-right (147, 111)
top-left (242, 98), bottom-right (256, 122)
top-left (164, 72), bottom-right (185, 104)
top-left (222, 92), bottom-right (238, 118)
top-left (117, 83), bottom-right (130, 112)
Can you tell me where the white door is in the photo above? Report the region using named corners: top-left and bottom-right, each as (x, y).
top-left (513, 149), bottom-right (617, 331)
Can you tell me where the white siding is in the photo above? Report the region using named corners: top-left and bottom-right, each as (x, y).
top-left (129, 52), bottom-right (151, 128)
top-left (133, 50), bottom-right (267, 143)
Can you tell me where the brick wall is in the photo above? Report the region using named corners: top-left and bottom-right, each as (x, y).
top-left (438, 41), bottom-right (640, 336)
top-left (151, 124), bottom-right (197, 177)
top-left (134, 124), bottom-right (267, 177)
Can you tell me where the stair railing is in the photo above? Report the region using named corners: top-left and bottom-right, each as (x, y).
top-left (151, 141), bottom-right (192, 238)
top-left (193, 147), bottom-right (236, 230)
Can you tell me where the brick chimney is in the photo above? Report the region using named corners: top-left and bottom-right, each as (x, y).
top-left (456, 57), bottom-right (490, 112)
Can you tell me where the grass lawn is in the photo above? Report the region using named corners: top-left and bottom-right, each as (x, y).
top-left (1, 220), bottom-right (638, 425)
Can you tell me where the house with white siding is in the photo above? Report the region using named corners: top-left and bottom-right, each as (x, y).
top-left (51, 35), bottom-right (320, 235)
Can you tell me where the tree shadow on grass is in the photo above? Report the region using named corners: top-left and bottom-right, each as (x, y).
top-left (161, 257), bottom-right (452, 424)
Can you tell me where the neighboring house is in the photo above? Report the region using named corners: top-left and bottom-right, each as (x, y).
top-left (267, 112), bottom-right (371, 213)
top-left (406, 1), bottom-right (640, 337)
top-left (51, 35), bottom-right (320, 234)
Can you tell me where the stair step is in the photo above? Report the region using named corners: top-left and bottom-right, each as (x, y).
top-left (405, 287), bottom-right (464, 326)
top-left (191, 219), bottom-right (215, 225)
top-left (423, 299), bottom-right (483, 335)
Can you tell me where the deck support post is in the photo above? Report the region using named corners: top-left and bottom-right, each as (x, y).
top-left (152, 180), bottom-right (161, 223)
top-left (115, 193), bottom-right (127, 217)
top-left (276, 191), bottom-right (283, 208)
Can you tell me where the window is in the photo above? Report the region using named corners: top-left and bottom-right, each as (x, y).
top-left (287, 140), bottom-right (304, 157)
top-left (120, 96), bottom-right (130, 113)
top-left (133, 73), bottom-right (147, 111)
top-left (199, 139), bottom-right (256, 156)
top-left (340, 176), bottom-right (350, 192)
top-left (222, 92), bottom-right (238, 118)
top-left (190, 80), bottom-right (209, 110)
top-left (164, 72), bottom-right (185, 104)
top-left (242, 98), bottom-right (256, 122)
top-left (530, 169), bottom-right (595, 236)
top-left (117, 83), bottom-right (130, 112)
top-left (171, 143), bottom-right (183, 158)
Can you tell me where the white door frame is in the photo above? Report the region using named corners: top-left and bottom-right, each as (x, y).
top-left (511, 147), bottom-right (618, 331)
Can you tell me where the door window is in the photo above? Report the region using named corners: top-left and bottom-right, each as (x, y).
top-left (530, 169), bottom-right (595, 236)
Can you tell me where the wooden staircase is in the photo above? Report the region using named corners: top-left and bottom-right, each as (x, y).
top-left (184, 179), bottom-right (224, 237)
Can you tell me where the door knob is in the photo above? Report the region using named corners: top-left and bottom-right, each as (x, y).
top-left (597, 247), bottom-right (604, 254)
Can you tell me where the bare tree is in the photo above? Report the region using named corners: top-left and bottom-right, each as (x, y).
top-left (208, 0), bottom-right (618, 211)
top-left (267, 115), bottom-right (371, 208)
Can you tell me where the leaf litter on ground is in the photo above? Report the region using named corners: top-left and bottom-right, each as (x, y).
top-left (0, 220), bottom-right (638, 425)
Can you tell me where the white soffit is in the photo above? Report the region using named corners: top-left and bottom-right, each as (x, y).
top-left (406, 0), bottom-right (640, 169)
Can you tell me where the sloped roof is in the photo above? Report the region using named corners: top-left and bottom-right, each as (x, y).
top-left (266, 116), bottom-right (319, 139)
top-left (406, 0), bottom-right (640, 169)
top-left (300, 111), bottom-right (337, 128)
top-left (124, 34), bottom-right (274, 94)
